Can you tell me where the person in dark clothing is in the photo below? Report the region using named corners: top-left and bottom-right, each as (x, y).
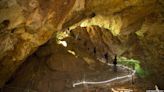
top-left (113, 55), bottom-right (117, 72)
top-left (93, 47), bottom-right (96, 54)
top-left (88, 12), bottom-right (96, 18)
top-left (104, 53), bottom-right (108, 63)
top-left (0, 20), bottom-right (10, 31)
top-left (2, 20), bottom-right (10, 27)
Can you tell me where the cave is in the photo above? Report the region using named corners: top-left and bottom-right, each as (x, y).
top-left (0, 0), bottom-right (164, 92)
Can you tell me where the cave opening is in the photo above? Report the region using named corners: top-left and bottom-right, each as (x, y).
top-left (1, 24), bottom-right (159, 92)
top-left (0, 0), bottom-right (164, 92)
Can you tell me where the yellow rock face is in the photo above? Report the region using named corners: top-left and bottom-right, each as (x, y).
top-left (0, 0), bottom-right (164, 88)
top-left (0, 0), bottom-right (76, 87)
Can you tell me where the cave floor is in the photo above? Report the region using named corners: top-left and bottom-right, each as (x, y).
top-left (2, 42), bottom-right (155, 92)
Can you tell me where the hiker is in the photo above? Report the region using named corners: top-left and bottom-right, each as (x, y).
top-left (104, 53), bottom-right (108, 63)
top-left (88, 12), bottom-right (96, 18)
top-left (93, 47), bottom-right (96, 54)
top-left (0, 20), bottom-right (10, 32)
top-left (113, 55), bottom-right (117, 72)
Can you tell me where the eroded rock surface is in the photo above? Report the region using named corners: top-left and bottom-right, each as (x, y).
top-left (64, 13), bottom-right (164, 88)
top-left (0, 0), bottom-right (76, 87)
top-left (0, 0), bottom-right (164, 89)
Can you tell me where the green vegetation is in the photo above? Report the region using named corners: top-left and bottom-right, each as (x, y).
top-left (118, 57), bottom-right (148, 78)
top-left (0, 23), bottom-right (5, 30)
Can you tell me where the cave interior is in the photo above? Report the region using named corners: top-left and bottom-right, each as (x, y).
top-left (0, 0), bottom-right (164, 92)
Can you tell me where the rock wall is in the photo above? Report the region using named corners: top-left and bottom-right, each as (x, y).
top-left (0, 0), bottom-right (76, 87)
top-left (0, 0), bottom-right (164, 88)
top-left (65, 26), bottom-right (137, 63)
top-left (64, 0), bottom-right (157, 35)
top-left (64, 12), bottom-right (164, 87)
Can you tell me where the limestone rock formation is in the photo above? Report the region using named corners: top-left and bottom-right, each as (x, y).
top-left (0, 0), bottom-right (164, 89)
top-left (0, 0), bottom-right (76, 87)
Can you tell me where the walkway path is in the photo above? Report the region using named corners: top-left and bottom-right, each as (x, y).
top-left (73, 63), bottom-right (136, 87)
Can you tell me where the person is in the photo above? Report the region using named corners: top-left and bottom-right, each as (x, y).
top-left (88, 12), bottom-right (96, 18)
top-left (113, 55), bottom-right (117, 72)
top-left (93, 47), bottom-right (96, 54)
top-left (0, 20), bottom-right (10, 32)
top-left (104, 52), bottom-right (108, 63)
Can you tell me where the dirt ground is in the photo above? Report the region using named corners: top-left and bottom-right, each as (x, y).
top-left (1, 40), bottom-right (156, 92)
